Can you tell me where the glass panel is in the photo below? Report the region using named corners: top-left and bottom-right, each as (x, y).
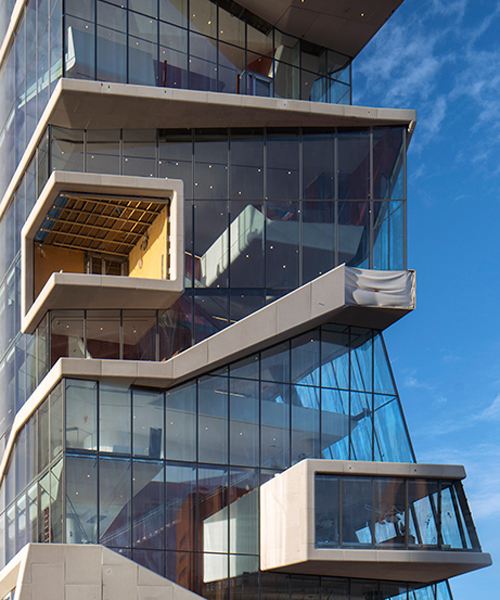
top-left (194, 292), bottom-right (229, 343)
top-left (86, 310), bottom-right (120, 360)
top-left (50, 459), bottom-right (64, 542)
top-left (133, 461), bottom-right (164, 550)
top-left (123, 130), bottom-right (157, 177)
top-left (321, 387), bottom-right (349, 460)
top-left (440, 481), bottom-right (469, 549)
top-left (65, 379), bottom-right (97, 451)
top-left (374, 478), bottom-right (406, 548)
top-left (166, 382), bottom-right (196, 461)
top-left (229, 378), bottom-right (259, 467)
top-left (229, 469), bottom-right (258, 556)
top-left (159, 22), bottom-right (189, 89)
top-left (51, 310), bottom-right (85, 365)
top-left (86, 130), bottom-right (120, 175)
top-left (408, 479), bottom-right (439, 548)
top-left (261, 381), bottom-right (289, 470)
top-left (194, 198), bottom-right (229, 288)
top-left (218, 42), bottom-right (245, 95)
top-left (123, 310), bottom-right (156, 361)
top-left (100, 383), bottom-right (131, 454)
top-left (189, 31), bottom-right (217, 92)
top-left (373, 127), bottom-right (405, 200)
top-left (337, 201), bottom-right (370, 268)
top-left (292, 385), bottom-right (320, 463)
top-left (189, 0), bottom-right (217, 38)
top-left (320, 577), bottom-right (349, 600)
top-left (342, 476), bottom-right (372, 547)
top-left (199, 466), bottom-right (228, 553)
top-left (198, 376), bottom-right (228, 464)
top-left (373, 399), bottom-right (413, 463)
top-left (230, 129), bottom-right (263, 199)
top-left (65, 15), bottom-right (95, 80)
top-left (66, 455), bottom-right (98, 544)
top-left (265, 200), bottom-right (299, 289)
top-left (159, 0), bottom-right (188, 28)
top-left (38, 399), bottom-right (50, 472)
top-left (165, 463), bottom-right (196, 553)
top-left (229, 201), bottom-right (265, 288)
top-left (132, 388), bottom-right (163, 458)
top-left (133, 549), bottom-right (165, 577)
top-left (99, 457), bottom-right (131, 547)
top-left (373, 201), bottom-right (404, 270)
top-left (51, 127), bottom-right (84, 172)
top-left (291, 331), bottom-right (320, 386)
top-left (50, 382), bottom-right (63, 460)
top-left (337, 130), bottom-right (370, 200)
top-left (302, 201), bottom-right (335, 283)
top-left (315, 474), bottom-right (340, 548)
top-left (266, 130), bottom-right (299, 200)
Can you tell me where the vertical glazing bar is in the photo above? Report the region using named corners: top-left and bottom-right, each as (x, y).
top-left (369, 128), bottom-right (374, 269)
top-left (348, 327), bottom-right (352, 460)
top-left (334, 130), bottom-right (338, 267)
top-left (403, 126), bottom-right (407, 270)
top-left (449, 483), bottom-right (467, 549)
top-left (298, 129), bottom-right (303, 286)
top-left (338, 477), bottom-right (343, 548)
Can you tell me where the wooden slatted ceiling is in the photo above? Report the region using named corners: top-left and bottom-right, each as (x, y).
top-left (36, 191), bottom-right (167, 258)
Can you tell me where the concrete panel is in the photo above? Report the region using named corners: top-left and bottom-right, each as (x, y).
top-left (0, 544), bottom-right (206, 600)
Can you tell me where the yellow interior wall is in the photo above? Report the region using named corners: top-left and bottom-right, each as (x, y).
top-left (34, 245), bottom-right (86, 297)
top-left (129, 206), bottom-right (168, 280)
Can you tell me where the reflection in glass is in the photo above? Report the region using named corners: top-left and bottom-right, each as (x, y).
top-left (100, 383), bottom-right (131, 454)
top-left (66, 455), bottom-right (98, 544)
top-left (133, 461), bottom-right (164, 550)
top-left (99, 457), bottom-right (131, 547)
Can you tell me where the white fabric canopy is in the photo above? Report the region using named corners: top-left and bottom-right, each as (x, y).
top-left (345, 267), bottom-right (415, 309)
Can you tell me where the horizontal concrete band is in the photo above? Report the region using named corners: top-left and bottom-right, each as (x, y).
top-left (0, 543), bottom-right (203, 600)
top-left (0, 77), bottom-right (417, 226)
top-left (53, 78), bottom-right (416, 130)
top-left (0, 264), bottom-right (415, 488)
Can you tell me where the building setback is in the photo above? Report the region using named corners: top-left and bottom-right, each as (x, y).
top-left (0, 1), bottom-right (492, 599)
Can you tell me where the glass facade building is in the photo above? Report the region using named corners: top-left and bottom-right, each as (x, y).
top-left (0, 1), bottom-right (491, 600)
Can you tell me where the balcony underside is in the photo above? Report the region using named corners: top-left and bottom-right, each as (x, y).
top-left (267, 550), bottom-right (492, 583)
top-left (235, 0), bottom-right (404, 58)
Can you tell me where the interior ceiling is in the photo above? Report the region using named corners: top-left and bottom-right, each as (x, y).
top-left (35, 192), bottom-right (166, 258)
top-left (234, 0), bottom-right (405, 57)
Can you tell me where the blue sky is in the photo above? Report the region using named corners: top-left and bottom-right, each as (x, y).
top-left (354, 0), bottom-right (500, 597)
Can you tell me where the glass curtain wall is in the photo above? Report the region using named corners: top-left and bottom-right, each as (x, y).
top-left (0, 124), bottom-right (406, 446)
top-left (0, 0), bottom-right (62, 201)
top-left (0, 323), bottom-right (416, 564)
top-left (63, 0), bottom-right (351, 104)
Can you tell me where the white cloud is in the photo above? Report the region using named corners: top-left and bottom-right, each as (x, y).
top-left (477, 395), bottom-right (500, 421)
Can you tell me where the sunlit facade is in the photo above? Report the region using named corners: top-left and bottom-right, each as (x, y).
top-left (0, 1), bottom-right (491, 600)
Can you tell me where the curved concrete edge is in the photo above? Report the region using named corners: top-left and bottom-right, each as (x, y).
top-left (0, 543), bottom-right (204, 600)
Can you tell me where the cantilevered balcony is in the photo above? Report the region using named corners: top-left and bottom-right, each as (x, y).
top-left (21, 171), bottom-right (184, 334)
top-left (260, 459), bottom-right (492, 583)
